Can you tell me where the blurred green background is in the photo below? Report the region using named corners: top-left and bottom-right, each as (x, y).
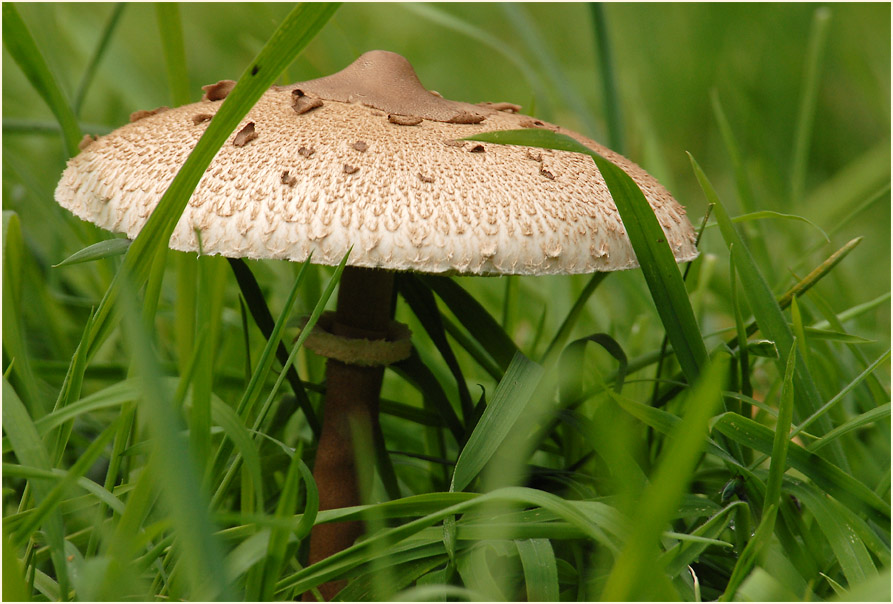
top-left (4, 2), bottom-right (889, 373)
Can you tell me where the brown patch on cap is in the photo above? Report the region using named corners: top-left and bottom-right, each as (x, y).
top-left (343, 164), bottom-right (359, 175)
top-left (418, 173), bottom-right (435, 183)
top-left (388, 114), bottom-right (423, 126)
top-left (478, 102), bottom-right (521, 113)
top-left (233, 122), bottom-right (257, 147)
top-left (520, 118), bottom-right (547, 129)
top-left (78, 134), bottom-right (97, 151)
top-left (202, 80), bottom-right (236, 102)
top-left (281, 170), bottom-right (297, 187)
top-left (298, 146), bottom-right (315, 158)
top-left (469, 144), bottom-right (486, 153)
top-left (540, 168), bottom-right (555, 180)
top-left (352, 141), bottom-right (368, 152)
top-left (129, 106), bottom-right (170, 123)
top-left (446, 111), bottom-right (485, 124)
top-left (192, 113), bottom-right (213, 125)
top-left (526, 149), bottom-right (543, 162)
top-left (291, 89), bottom-right (323, 115)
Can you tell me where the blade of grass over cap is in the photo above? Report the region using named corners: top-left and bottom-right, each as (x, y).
top-left (2, 3), bottom-right (82, 157)
top-left (466, 129), bottom-right (707, 383)
top-left (83, 2), bottom-right (340, 359)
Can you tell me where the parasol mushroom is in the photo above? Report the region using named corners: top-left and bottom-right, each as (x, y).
top-left (55, 50), bottom-right (698, 599)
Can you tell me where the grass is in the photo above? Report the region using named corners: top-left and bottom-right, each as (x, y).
top-left (3, 2), bottom-right (890, 601)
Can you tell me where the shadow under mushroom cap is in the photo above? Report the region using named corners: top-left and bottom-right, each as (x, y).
top-left (55, 50), bottom-right (698, 276)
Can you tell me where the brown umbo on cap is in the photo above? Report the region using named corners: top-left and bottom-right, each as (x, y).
top-left (55, 50), bottom-right (698, 276)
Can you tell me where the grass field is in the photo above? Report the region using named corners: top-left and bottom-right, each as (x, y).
top-left (2, 3), bottom-right (890, 601)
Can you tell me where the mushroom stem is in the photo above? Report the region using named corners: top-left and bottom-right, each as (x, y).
top-left (305, 266), bottom-right (394, 601)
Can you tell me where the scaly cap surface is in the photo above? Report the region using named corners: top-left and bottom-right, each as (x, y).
top-left (55, 50), bottom-right (698, 275)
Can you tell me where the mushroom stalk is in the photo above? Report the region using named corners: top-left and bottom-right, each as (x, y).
top-left (305, 266), bottom-right (394, 600)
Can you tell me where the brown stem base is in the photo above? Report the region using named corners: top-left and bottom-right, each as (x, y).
top-left (303, 267), bottom-right (394, 601)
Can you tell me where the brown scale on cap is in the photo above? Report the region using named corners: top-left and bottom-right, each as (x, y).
top-left (388, 114), bottom-right (423, 126)
top-left (202, 80), bottom-right (236, 101)
top-left (469, 144), bottom-right (486, 153)
top-left (297, 146), bottom-right (315, 158)
top-left (292, 89), bottom-right (324, 115)
top-left (129, 106), bottom-right (170, 123)
top-left (478, 101), bottom-right (522, 113)
top-left (233, 122), bottom-right (257, 147)
top-left (281, 170), bottom-right (297, 187)
top-left (343, 164), bottom-right (359, 175)
top-left (352, 141), bottom-right (368, 152)
top-left (418, 173), bottom-right (435, 183)
top-left (540, 168), bottom-right (556, 180)
top-left (192, 113), bottom-right (213, 125)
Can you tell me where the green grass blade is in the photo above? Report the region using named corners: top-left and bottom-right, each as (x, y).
top-left (689, 153), bottom-right (844, 460)
top-left (2, 211), bottom-right (43, 417)
top-left (791, 7), bottom-right (832, 204)
top-left (398, 274), bottom-right (474, 423)
top-left (228, 258), bottom-right (320, 436)
top-left (590, 3), bottom-right (624, 152)
top-left (73, 3), bottom-right (127, 115)
top-left (793, 348), bottom-right (891, 443)
top-left (2, 379), bottom-right (70, 596)
top-left (517, 538), bottom-right (560, 601)
top-left (600, 356), bottom-right (725, 601)
top-left (450, 352), bottom-right (544, 492)
top-left (53, 237), bottom-right (130, 267)
top-left (422, 275), bottom-right (519, 371)
top-left (808, 403), bottom-right (891, 453)
top-left (787, 481), bottom-right (877, 588)
top-left (711, 413), bottom-right (888, 524)
top-left (83, 2), bottom-right (341, 361)
top-left (391, 350), bottom-right (465, 445)
top-left (155, 3), bottom-right (191, 105)
top-left (13, 418), bottom-right (119, 543)
top-left (2, 3), bottom-right (82, 157)
top-left (2, 529), bottom-right (30, 602)
top-left (118, 280), bottom-right (232, 601)
top-left (210, 397), bottom-right (265, 512)
top-left (764, 343), bottom-right (798, 512)
top-left (541, 272), bottom-right (608, 364)
top-left (467, 129), bottom-right (708, 383)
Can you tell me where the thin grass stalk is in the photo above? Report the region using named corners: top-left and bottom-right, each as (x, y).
top-left (590, 3), bottom-right (624, 152)
top-left (73, 3), bottom-right (126, 115)
top-left (791, 7), bottom-right (832, 204)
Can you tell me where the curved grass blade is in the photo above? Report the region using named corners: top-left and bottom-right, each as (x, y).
top-left (705, 210), bottom-right (830, 242)
top-left (517, 538), bottom-right (559, 601)
top-left (2, 3), bottom-right (82, 157)
top-left (83, 2), bottom-right (341, 360)
top-left (466, 129), bottom-right (708, 384)
top-left (450, 352), bottom-right (544, 492)
top-left (53, 237), bottom-right (131, 267)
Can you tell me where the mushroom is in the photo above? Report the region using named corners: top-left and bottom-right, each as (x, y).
top-left (54, 50), bottom-right (698, 599)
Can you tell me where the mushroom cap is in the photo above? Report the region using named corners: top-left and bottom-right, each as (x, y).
top-left (55, 50), bottom-right (698, 276)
